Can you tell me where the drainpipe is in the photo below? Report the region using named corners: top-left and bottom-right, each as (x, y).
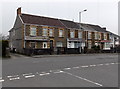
top-left (24, 24), bottom-right (26, 48)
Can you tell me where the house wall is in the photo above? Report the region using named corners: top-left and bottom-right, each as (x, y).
top-left (9, 15), bottom-right (24, 53)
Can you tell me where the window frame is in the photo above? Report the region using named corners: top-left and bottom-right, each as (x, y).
top-left (59, 29), bottom-right (64, 37)
top-left (30, 27), bottom-right (37, 36)
top-left (49, 29), bottom-right (54, 37)
top-left (70, 30), bottom-right (75, 38)
top-left (42, 28), bottom-right (48, 36)
top-left (78, 31), bottom-right (82, 38)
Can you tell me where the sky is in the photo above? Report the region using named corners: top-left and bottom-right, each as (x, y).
top-left (0, 0), bottom-right (119, 36)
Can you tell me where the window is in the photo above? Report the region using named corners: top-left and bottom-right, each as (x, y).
top-left (104, 42), bottom-right (110, 49)
top-left (43, 28), bottom-right (48, 36)
top-left (95, 32), bottom-right (98, 39)
top-left (49, 29), bottom-right (53, 37)
top-left (70, 31), bottom-right (75, 38)
top-left (78, 32), bottom-right (82, 38)
top-left (30, 42), bottom-right (36, 48)
top-left (88, 32), bottom-right (91, 39)
top-left (104, 33), bottom-right (107, 40)
top-left (59, 29), bottom-right (64, 37)
top-left (43, 42), bottom-right (47, 48)
top-left (98, 33), bottom-right (101, 40)
top-left (56, 41), bottom-right (63, 47)
top-left (30, 27), bottom-right (36, 36)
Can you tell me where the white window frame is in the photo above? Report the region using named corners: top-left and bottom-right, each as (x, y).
top-left (49, 29), bottom-right (53, 37)
top-left (95, 32), bottom-right (98, 39)
top-left (43, 28), bottom-right (48, 36)
top-left (104, 33), bottom-right (107, 40)
top-left (59, 29), bottom-right (64, 37)
top-left (70, 30), bottom-right (75, 38)
top-left (43, 42), bottom-right (47, 48)
top-left (30, 27), bottom-right (36, 36)
top-left (88, 32), bottom-right (91, 39)
top-left (78, 31), bottom-right (82, 38)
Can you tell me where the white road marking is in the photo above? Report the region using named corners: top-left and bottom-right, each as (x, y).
top-left (24, 75), bottom-right (35, 78)
top-left (89, 65), bottom-right (96, 67)
top-left (39, 72), bottom-right (50, 76)
top-left (64, 68), bottom-right (71, 70)
top-left (50, 70), bottom-right (64, 73)
top-left (105, 63), bottom-right (110, 65)
top-left (81, 65), bottom-right (89, 68)
top-left (97, 64), bottom-right (104, 66)
top-left (9, 77), bottom-right (20, 80)
top-left (0, 79), bottom-right (4, 82)
top-left (64, 72), bottom-right (103, 87)
top-left (110, 63), bottom-right (115, 64)
top-left (53, 71), bottom-right (64, 74)
top-left (23, 73), bottom-right (33, 76)
top-left (7, 75), bottom-right (19, 78)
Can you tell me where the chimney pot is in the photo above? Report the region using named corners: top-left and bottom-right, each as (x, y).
top-left (17, 7), bottom-right (21, 15)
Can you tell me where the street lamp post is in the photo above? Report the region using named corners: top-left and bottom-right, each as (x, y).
top-left (79, 9), bottom-right (87, 53)
top-left (79, 9), bottom-right (87, 23)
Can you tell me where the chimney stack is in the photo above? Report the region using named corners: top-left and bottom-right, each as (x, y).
top-left (17, 7), bottom-right (21, 15)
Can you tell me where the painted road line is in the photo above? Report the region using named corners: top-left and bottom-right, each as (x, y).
top-left (24, 75), bottom-right (35, 78)
top-left (81, 65), bottom-right (89, 68)
top-left (9, 77), bottom-right (20, 81)
top-left (89, 65), bottom-right (96, 67)
top-left (105, 63), bottom-right (110, 65)
top-left (39, 72), bottom-right (50, 76)
top-left (0, 79), bottom-right (4, 82)
top-left (53, 71), bottom-right (64, 74)
top-left (97, 64), bottom-right (104, 66)
top-left (23, 73), bottom-right (33, 76)
top-left (7, 75), bottom-right (19, 78)
top-left (63, 68), bottom-right (71, 70)
top-left (110, 63), bottom-right (115, 65)
top-left (65, 72), bottom-right (103, 87)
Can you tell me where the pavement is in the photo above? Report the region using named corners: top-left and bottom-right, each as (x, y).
top-left (1, 53), bottom-right (119, 87)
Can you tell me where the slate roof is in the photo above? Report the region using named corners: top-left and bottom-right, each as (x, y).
top-left (20, 13), bottom-right (66, 28)
top-left (79, 23), bottom-right (96, 31)
top-left (87, 24), bottom-right (107, 32)
top-left (59, 19), bottom-right (80, 29)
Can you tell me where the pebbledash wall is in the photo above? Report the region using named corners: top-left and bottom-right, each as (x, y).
top-left (9, 8), bottom-right (119, 54)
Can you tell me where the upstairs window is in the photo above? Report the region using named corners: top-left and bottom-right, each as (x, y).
top-left (95, 32), bottom-right (99, 39)
top-left (43, 28), bottom-right (48, 36)
top-left (49, 29), bottom-right (54, 37)
top-left (59, 29), bottom-right (64, 37)
top-left (104, 33), bottom-right (107, 40)
top-left (70, 30), bottom-right (75, 38)
top-left (78, 31), bottom-right (82, 38)
top-left (30, 27), bottom-right (36, 36)
top-left (88, 32), bottom-right (91, 39)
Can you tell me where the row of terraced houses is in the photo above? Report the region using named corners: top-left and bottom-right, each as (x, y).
top-left (9, 8), bottom-right (120, 55)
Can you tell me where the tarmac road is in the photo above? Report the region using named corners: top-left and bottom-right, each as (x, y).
top-left (2, 53), bottom-right (119, 87)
